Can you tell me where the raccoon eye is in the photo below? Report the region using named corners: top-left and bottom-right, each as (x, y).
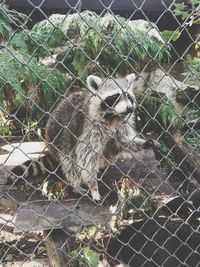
top-left (101, 93), bottom-right (120, 110)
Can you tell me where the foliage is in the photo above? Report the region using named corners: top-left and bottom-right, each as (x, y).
top-left (0, 6), bottom-right (71, 137)
top-left (31, 11), bottom-right (170, 78)
top-left (184, 106), bottom-right (200, 121)
top-left (9, 31), bottom-right (32, 54)
top-left (0, 5), bottom-right (28, 41)
top-left (161, 1), bottom-right (200, 81)
top-left (182, 57), bottom-right (200, 79)
top-left (161, 29), bottom-right (181, 42)
top-left (0, 47), bottom-right (69, 115)
top-left (170, 1), bottom-right (200, 81)
top-left (0, 5), bottom-right (171, 137)
top-left (162, 1), bottom-right (200, 160)
top-left (157, 143), bottom-right (175, 171)
top-left (110, 178), bottom-right (157, 233)
top-left (0, 113), bottom-right (13, 137)
top-left (30, 14), bottom-right (66, 57)
top-left (174, 1), bottom-right (200, 25)
top-left (69, 247), bottom-right (100, 267)
top-left (136, 91), bottom-right (182, 132)
top-left (42, 180), bottom-right (63, 200)
top-left (185, 129), bottom-right (200, 151)
top-left (0, 14), bottom-right (13, 41)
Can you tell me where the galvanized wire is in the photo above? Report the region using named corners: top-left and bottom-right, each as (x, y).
top-left (0, 0), bottom-right (200, 266)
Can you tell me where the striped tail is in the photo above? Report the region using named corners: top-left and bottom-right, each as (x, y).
top-left (8, 154), bottom-right (59, 184)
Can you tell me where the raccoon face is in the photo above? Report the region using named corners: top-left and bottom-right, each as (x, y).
top-left (87, 73), bottom-right (137, 120)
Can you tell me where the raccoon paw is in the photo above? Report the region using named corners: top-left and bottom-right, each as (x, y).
top-left (143, 139), bottom-right (160, 149)
top-left (91, 191), bottom-right (101, 204)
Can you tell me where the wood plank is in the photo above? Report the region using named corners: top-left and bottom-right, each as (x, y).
top-left (1, 142), bottom-right (46, 154)
top-left (0, 152), bottom-right (45, 166)
top-left (14, 199), bottom-right (111, 233)
top-left (0, 141), bottom-right (46, 165)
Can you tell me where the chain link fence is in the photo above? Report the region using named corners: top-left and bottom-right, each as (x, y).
top-left (0, 0), bottom-right (200, 266)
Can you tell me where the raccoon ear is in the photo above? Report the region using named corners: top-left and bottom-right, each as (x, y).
top-left (126, 73), bottom-right (136, 88)
top-left (87, 75), bottom-right (102, 92)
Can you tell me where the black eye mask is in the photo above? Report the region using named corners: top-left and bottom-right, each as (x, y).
top-left (101, 93), bottom-right (120, 110)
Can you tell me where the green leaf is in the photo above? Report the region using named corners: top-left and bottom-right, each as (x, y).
top-left (10, 31), bottom-right (31, 54)
top-left (186, 129), bottom-right (200, 151)
top-left (191, 0), bottom-right (200, 5)
top-left (193, 18), bottom-right (200, 24)
top-left (174, 3), bottom-right (189, 20)
top-left (174, 3), bottom-right (187, 12)
top-left (161, 30), bottom-right (181, 42)
top-left (82, 247), bottom-right (100, 267)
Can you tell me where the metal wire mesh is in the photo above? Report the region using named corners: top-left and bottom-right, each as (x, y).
top-left (0, 0), bottom-right (200, 266)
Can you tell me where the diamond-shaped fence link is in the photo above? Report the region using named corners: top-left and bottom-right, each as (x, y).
top-left (0, 0), bottom-right (200, 266)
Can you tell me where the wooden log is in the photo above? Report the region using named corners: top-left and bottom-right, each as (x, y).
top-left (162, 127), bottom-right (200, 184)
top-left (13, 199), bottom-right (111, 233)
top-left (12, 192), bottom-right (183, 234)
top-left (99, 150), bottom-right (175, 202)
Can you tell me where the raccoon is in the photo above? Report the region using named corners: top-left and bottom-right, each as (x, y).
top-left (9, 73), bottom-right (159, 201)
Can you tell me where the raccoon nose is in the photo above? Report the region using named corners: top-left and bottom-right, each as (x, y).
top-left (127, 107), bottom-right (134, 113)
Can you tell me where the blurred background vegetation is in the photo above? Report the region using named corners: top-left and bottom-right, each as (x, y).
top-left (0, 5), bottom-right (170, 138)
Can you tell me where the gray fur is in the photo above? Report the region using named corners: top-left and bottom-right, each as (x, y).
top-left (45, 74), bottom-right (149, 201)
top-left (10, 74), bottom-right (158, 201)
